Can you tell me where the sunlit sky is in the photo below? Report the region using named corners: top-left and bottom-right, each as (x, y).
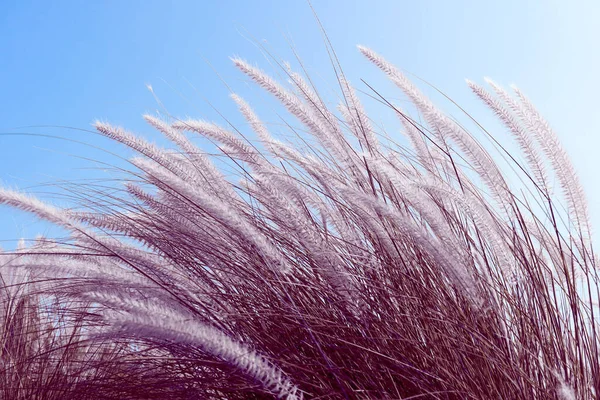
top-left (1, 0), bottom-right (599, 247)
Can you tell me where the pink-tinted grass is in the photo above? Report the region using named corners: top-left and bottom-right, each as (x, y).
top-left (0, 44), bottom-right (598, 399)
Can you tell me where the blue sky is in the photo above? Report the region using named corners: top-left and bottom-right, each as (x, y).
top-left (1, 0), bottom-right (599, 247)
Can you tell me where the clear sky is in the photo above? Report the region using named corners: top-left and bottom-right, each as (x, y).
top-left (1, 0), bottom-right (600, 247)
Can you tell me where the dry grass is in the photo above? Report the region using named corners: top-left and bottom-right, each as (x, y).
top-left (0, 44), bottom-right (598, 399)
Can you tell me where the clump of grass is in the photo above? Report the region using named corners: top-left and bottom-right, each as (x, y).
top-left (1, 45), bottom-right (598, 399)
top-left (1, 239), bottom-right (218, 399)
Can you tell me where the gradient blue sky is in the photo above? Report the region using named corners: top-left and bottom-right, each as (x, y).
top-left (1, 0), bottom-right (599, 247)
